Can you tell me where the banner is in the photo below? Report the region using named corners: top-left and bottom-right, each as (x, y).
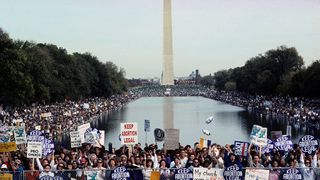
top-left (193, 168), bottom-right (224, 180)
top-left (70, 131), bottom-right (82, 148)
top-left (14, 127), bottom-right (27, 144)
top-left (274, 135), bottom-right (293, 152)
top-left (0, 173), bottom-right (13, 180)
top-left (164, 129), bottom-right (180, 150)
top-left (234, 141), bottom-right (249, 157)
top-left (110, 167), bottom-right (130, 180)
top-left (174, 168), bottom-right (193, 180)
top-left (250, 125), bottom-right (267, 146)
top-left (223, 166), bottom-right (243, 180)
top-left (282, 168), bottom-right (303, 180)
top-left (244, 168), bottom-right (269, 180)
top-left (78, 123), bottom-right (91, 143)
top-left (154, 128), bottom-right (165, 142)
top-left (27, 142), bottom-right (43, 158)
top-left (0, 142), bottom-right (17, 152)
top-left (298, 135), bottom-right (319, 155)
top-left (144, 120), bottom-right (150, 132)
top-left (120, 123), bottom-right (138, 145)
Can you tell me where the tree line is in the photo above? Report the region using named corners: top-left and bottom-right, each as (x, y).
top-left (200, 46), bottom-right (320, 98)
top-left (0, 28), bottom-right (127, 107)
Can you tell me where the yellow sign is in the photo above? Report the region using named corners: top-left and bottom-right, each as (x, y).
top-left (199, 137), bottom-right (205, 149)
top-left (0, 142), bottom-right (17, 152)
top-left (150, 171), bottom-right (160, 180)
top-left (0, 173), bottom-right (13, 180)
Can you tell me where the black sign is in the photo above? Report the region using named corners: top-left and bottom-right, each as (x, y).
top-left (154, 128), bottom-right (165, 142)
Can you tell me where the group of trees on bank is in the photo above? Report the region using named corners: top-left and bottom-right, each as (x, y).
top-left (0, 28), bottom-right (127, 107)
top-left (200, 46), bottom-right (320, 98)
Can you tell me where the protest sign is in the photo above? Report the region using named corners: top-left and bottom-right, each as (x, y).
top-left (43, 138), bottom-right (54, 156)
top-left (223, 165), bottom-right (243, 180)
top-left (27, 142), bottom-right (43, 158)
top-left (299, 135), bottom-right (319, 155)
top-left (40, 112), bottom-right (52, 118)
top-left (270, 131), bottom-right (282, 141)
top-left (193, 168), bottom-right (224, 180)
top-left (274, 135), bottom-right (293, 152)
top-left (0, 142), bottom-right (17, 152)
top-left (78, 123), bottom-right (91, 143)
top-left (144, 119), bottom-right (150, 132)
top-left (70, 131), bottom-right (82, 148)
top-left (282, 168), bottom-right (303, 180)
top-left (174, 168), bottom-right (193, 180)
top-left (110, 166), bottom-right (130, 180)
top-left (256, 139), bottom-right (274, 154)
top-left (199, 137), bottom-right (206, 149)
top-left (154, 128), bottom-right (165, 142)
top-left (234, 141), bottom-right (249, 157)
top-left (0, 173), bottom-right (13, 180)
top-left (250, 124), bottom-right (267, 146)
top-left (164, 129), bottom-right (180, 150)
top-left (85, 171), bottom-right (98, 180)
top-left (14, 127), bottom-right (27, 144)
top-left (0, 133), bottom-right (10, 143)
top-left (150, 171), bottom-right (160, 180)
top-left (83, 103), bottom-right (90, 109)
top-left (84, 128), bottom-right (101, 144)
top-left (120, 123), bottom-right (138, 145)
top-left (244, 168), bottom-right (269, 180)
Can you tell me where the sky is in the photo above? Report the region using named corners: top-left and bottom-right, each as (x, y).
top-left (0, 0), bottom-right (320, 78)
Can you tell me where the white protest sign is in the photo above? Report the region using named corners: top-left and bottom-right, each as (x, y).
top-left (70, 131), bottom-right (82, 148)
top-left (250, 124), bottom-right (267, 146)
top-left (244, 168), bottom-right (269, 180)
top-left (40, 112), bottom-right (52, 118)
top-left (164, 129), bottom-right (180, 150)
top-left (193, 167), bottom-right (224, 180)
top-left (78, 123), bottom-right (91, 143)
top-left (27, 142), bottom-right (43, 158)
top-left (120, 123), bottom-right (138, 145)
top-left (14, 127), bottom-right (27, 144)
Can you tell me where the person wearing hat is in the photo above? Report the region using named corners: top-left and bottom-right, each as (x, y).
top-left (1, 164), bottom-right (8, 171)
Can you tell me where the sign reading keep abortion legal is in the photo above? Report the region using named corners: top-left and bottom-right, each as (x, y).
top-left (120, 123), bottom-right (138, 145)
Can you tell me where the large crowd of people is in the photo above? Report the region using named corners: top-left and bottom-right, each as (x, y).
top-left (0, 85), bottom-right (320, 180)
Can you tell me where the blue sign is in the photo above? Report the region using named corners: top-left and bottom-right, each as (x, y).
top-left (255, 139), bottom-right (274, 154)
top-left (223, 165), bottom-right (243, 180)
top-left (43, 138), bottom-right (54, 156)
top-left (144, 119), bottom-right (150, 132)
top-left (282, 168), bottom-right (303, 180)
top-left (299, 135), bottom-right (319, 155)
top-left (234, 141), bottom-right (249, 157)
top-left (39, 176), bottom-right (63, 180)
top-left (174, 168), bottom-right (193, 180)
top-left (274, 135), bottom-right (293, 152)
top-left (110, 167), bottom-right (130, 180)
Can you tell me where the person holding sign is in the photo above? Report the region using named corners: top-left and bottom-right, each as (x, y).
top-left (247, 143), bottom-right (264, 168)
top-left (298, 149), bottom-right (318, 180)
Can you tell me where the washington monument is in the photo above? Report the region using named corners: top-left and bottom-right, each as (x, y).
top-left (161, 0), bottom-right (174, 85)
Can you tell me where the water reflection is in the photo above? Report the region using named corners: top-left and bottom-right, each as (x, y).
top-left (163, 97), bottom-right (174, 129)
top-left (91, 97), bottom-right (315, 148)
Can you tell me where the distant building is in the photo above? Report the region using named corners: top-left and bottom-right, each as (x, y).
top-left (175, 69), bottom-right (201, 85)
